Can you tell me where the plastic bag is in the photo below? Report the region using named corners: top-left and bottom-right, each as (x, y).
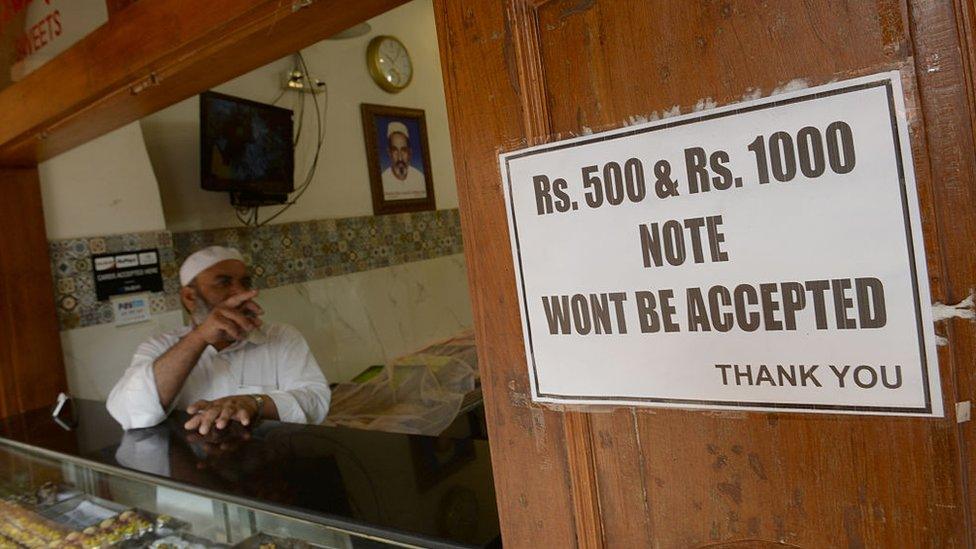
top-left (324, 331), bottom-right (478, 436)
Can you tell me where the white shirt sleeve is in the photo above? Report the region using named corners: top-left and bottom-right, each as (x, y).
top-left (267, 326), bottom-right (331, 424)
top-left (106, 337), bottom-right (171, 430)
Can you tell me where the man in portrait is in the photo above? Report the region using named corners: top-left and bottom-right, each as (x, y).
top-left (380, 120), bottom-right (427, 200)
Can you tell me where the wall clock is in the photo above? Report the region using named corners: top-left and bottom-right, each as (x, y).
top-left (366, 35), bottom-right (413, 93)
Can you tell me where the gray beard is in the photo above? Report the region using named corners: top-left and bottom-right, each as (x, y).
top-left (190, 288), bottom-right (212, 326)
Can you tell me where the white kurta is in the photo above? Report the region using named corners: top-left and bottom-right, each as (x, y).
top-left (381, 165), bottom-right (427, 200)
top-left (106, 322), bottom-right (331, 430)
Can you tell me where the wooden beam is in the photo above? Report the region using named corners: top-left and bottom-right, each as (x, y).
top-left (432, 1), bottom-right (581, 546)
top-left (0, 0), bottom-right (407, 166)
top-left (105, 0), bottom-right (139, 18)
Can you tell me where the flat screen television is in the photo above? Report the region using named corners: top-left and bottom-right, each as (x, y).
top-left (200, 91), bottom-right (294, 198)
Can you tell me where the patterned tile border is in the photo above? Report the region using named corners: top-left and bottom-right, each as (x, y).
top-left (49, 209), bottom-right (464, 331)
top-left (49, 231), bottom-right (179, 330)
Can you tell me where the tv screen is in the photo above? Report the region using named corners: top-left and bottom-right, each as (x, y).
top-left (200, 91), bottom-right (294, 194)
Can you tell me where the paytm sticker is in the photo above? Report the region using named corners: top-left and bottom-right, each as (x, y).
top-left (112, 293), bottom-right (151, 326)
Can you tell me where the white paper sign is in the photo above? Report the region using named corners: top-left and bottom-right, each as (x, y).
top-left (7, 0), bottom-right (108, 82)
top-left (499, 72), bottom-right (941, 417)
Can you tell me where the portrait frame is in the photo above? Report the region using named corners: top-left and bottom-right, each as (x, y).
top-left (360, 103), bottom-right (436, 215)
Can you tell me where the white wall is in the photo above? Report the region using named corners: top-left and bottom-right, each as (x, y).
top-left (140, 0), bottom-right (457, 232)
top-left (62, 311), bottom-right (185, 401)
top-left (38, 122), bottom-right (166, 239)
top-left (38, 122), bottom-right (179, 401)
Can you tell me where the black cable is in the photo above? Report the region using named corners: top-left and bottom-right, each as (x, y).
top-left (233, 75), bottom-right (290, 228)
top-left (301, 52), bottom-right (325, 145)
top-left (235, 54), bottom-right (305, 227)
top-left (258, 51), bottom-right (326, 226)
top-left (232, 51), bottom-right (325, 228)
top-left (278, 55), bottom-right (322, 203)
top-left (235, 207), bottom-right (250, 226)
top-left (292, 63), bottom-right (306, 147)
top-left (269, 87), bottom-right (285, 106)
top-left (286, 54), bottom-right (324, 197)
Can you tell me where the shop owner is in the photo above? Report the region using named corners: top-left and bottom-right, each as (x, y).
top-left (107, 246), bottom-right (331, 432)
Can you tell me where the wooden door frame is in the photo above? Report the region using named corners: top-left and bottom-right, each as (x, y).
top-left (0, 168), bottom-right (67, 418)
top-left (437, 0), bottom-right (976, 546)
top-left (937, 0), bottom-right (976, 541)
top-left (0, 0), bottom-right (974, 544)
top-left (505, 2), bottom-right (605, 544)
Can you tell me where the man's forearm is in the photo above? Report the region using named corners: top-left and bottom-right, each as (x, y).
top-left (152, 331), bottom-right (208, 408)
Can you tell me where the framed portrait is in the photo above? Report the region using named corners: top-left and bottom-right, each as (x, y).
top-left (361, 103), bottom-right (436, 215)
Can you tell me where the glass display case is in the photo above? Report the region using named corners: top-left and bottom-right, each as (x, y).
top-left (0, 400), bottom-right (499, 548)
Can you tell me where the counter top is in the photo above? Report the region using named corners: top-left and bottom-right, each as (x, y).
top-left (0, 399), bottom-right (500, 548)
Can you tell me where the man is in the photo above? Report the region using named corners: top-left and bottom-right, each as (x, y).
top-left (107, 246), bottom-right (331, 433)
top-left (380, 121), bottom-right (427, 200)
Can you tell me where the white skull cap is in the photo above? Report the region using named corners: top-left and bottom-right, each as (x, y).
top-left (179, 246), bottom-right (245, 287)
top-left (387, 121), bottom-right (409, 139)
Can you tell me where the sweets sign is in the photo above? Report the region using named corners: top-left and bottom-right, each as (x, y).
top-left (1, 0), bottom-right (108, 83)
top-left (499, 72), bottom-right (942, 417)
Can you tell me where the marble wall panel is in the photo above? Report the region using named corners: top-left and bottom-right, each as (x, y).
top-left (260, 254), bottom-right (473, 382)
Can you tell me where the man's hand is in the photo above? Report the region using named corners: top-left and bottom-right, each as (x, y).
top-left (191, 290), bottom-right (264, 345)
top-left (184, 396), bottom-right (261, 434)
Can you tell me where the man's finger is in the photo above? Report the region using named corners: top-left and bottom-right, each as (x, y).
top-left (216, 309), bottom-right (254, 335)
top-left (212, 316), bottom-right (242, 340)
top-left (242, 300), bottom-right (264, 316)
top-left (183, 412), bottom-right (203, 431)
top-left (240, 302), bottom-right (264, 327)
top-left (218, 308), bottom-right (256, 334)
top-left (197, 417), bottom-right (215, 435)
top-left (184, 414), bottom-right (202, 431)
top-left (215, 406), bottom-right (235, 430)
top-left (223, 290), bottom-right (259, 308)
top-left (233, 407), bottom-right (252, 426)
top-left (197, 408), bottom-right (221, 435)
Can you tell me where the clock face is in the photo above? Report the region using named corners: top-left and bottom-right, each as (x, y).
top-left (368, 36), bottom-right (413, 92)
